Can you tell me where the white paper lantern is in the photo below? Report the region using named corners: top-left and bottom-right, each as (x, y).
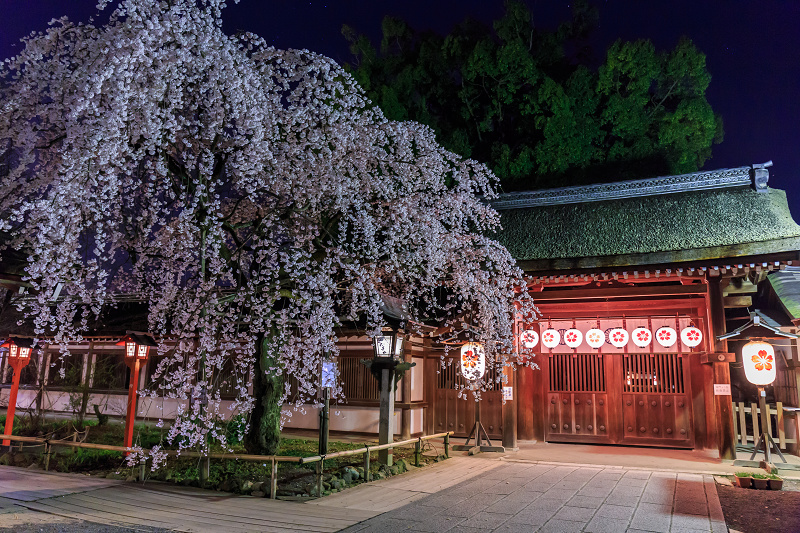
top-left (585, 328), bottom-right (605, 348)
top-left (742, 340), bottom-right (776, 386)
top-left (655, 327), bottom-right (677, 348)
top-left (564, 329), bottom-right (583, 348)
top-left (608, 328), bottom-right (629, 348)
top-left (460, 342), bottom-right (486, 381)
top-left (541, 329), bottom-right (560, 349)
top-left (680, 327), bottom-right (703, 348)
top-left (520, 329), bottom-right (539, 349)
top-left (631, 327), bottom-right (652, 348)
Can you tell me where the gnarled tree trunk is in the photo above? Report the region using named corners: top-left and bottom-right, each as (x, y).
top-left (245, 334), bottom-right (284, 455)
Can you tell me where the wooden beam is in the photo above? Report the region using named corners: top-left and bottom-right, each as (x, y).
top-left (723, 279), bottom-right (758, 295)
top-left (701, 352), bottom-right (736, 364)
top-left (535, 284), bottom-right (707, 301)
top-left (723, 295), bottom-right (752, 308)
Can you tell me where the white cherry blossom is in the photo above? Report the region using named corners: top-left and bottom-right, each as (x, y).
top-left (0, 0), bottom-right (536, 456)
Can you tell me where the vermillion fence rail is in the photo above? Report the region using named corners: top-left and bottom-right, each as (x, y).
top-left (0, 431), bottom-right (452, 499)
top-left (731, 401), bottom-right (798, 450)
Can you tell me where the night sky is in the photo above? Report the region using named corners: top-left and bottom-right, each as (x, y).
top-left (2, 0), bottom-right (798, 217)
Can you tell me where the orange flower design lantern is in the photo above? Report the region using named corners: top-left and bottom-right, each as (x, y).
top-left (742, 340), bottom-right (776, 386)
top-left (460, 342), bottom-right (486, 381)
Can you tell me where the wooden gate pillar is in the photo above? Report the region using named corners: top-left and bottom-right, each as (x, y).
top-left (708, 277), bottom-right (736, 460)
top-left (502, 365), bottom-right (518, 450)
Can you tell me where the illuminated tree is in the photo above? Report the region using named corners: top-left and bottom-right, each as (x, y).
top-left (0, 0), bottom-right (534, 456)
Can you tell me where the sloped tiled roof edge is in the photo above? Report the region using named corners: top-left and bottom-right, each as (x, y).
top-left (492, 164), bottom-right (760, 209)
top-left (768, 267), bottom-right (800, 322)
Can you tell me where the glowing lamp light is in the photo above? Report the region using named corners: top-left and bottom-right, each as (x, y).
top-left (373, 333), bottom-right (403, 359)
top-left (520, 329), bottom-right (539, 349)
top-left (2, 337), bottom-right (33, 361)
top-left (460, 342), bottom-right (486, 381)
top-left (116, 332), bottom-right (157, 361)
top-left (742, 340), bottom-right (776, 386)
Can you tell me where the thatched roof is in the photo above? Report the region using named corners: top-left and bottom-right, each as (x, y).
top-left (492, 165), bottom-right (800, 271)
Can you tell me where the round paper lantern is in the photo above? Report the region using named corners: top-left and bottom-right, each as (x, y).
top-left (541, 329), bottom-right (560, 349)
top-left (680, 327), bottom-right (703, 348)
top-left (460, 342), bottom-right (486, 381)
top-left (564, 329), bottom-right (583, 348)
top-left (520, 329), bottom-right (539, 349)
top-left (631, 327), bottom-right (652, 348)
top-left (585, 328), bottom-right (605, 348)
top-left (608, 328), bottom-right (629, 348)
top-left (742, 340), bottom-right (776, 386)
top-left (655, 327), bottom-right (677, 348)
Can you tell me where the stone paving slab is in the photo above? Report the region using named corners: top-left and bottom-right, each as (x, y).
top-left (340, 461), bottom-right (728, 532)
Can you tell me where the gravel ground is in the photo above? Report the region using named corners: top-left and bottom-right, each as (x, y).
top-left (717, 477), bottom-right (800, 533)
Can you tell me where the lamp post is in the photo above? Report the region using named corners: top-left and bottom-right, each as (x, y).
top-left (116, 332), bottom-right (157, 451)
top-left (372, 332), bottom-right (403, 466)
top-left (1, 337), bottom-right (33, 446)
top-left (742, 339), bottom-right (786, 464)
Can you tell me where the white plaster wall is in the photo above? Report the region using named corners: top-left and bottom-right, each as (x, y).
top-left (281, 404), bottom-right (426, 435)
top-left (1, 388), bottom-right (424, 434)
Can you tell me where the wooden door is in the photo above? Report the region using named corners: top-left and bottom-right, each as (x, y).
top-left (433, 359), bottom-right (502, 439)
top-left (545, 353), bottom-right (613, 444)
top-left (620, 353), bottom-right (694, 447)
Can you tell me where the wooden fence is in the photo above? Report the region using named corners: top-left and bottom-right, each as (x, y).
top-left (0, 431), bottom-right (452, 499)
top-left (731, 401), bottom-right (798, 450)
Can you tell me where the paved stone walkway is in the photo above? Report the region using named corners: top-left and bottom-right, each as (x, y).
top-left (341, 461), bottom-right (727, 533)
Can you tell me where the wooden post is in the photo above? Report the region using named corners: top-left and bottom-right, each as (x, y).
top-left (139, 459), bottom-right (146, 482)
top-left (502, 364), bottom-right (518, 450)
top-left (401, 342), bottom-right (412, 440)
top-left (708, 277), bottom-right (736, 460)
top-left (758, 388), bottom-right (772, 464)
top-left (414, 438), bottom-right (421, 467)
top-left (444, 433), bottom-right (450, 458)
top-left (3, 366), bottom-right (23, 446)
top-left (44, 442), bottom-right (51, 471)
top-left (315, 460), bottom-right (323, 496)
top-left (199, 455), bottom-right (210, 487)
top-left (378, 367), bottom-right (394, 466)
top-left (318, 388), bottom-right (330, 456)
top-left (123, 358), bottom-right (141, 453)
top-left (270, 458), bottom-right (278, 499)
top-left (713, 362), bottom-right (736, 459)
top-left (363, 446), bottom-right (370, 481)
top-left (738, 401), bottom-right (747, 444)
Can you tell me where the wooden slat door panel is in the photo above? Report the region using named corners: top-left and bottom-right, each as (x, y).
top-left (621, 353), bottom-right (694, 448)
top-left (545, 354), bottom-right (612, 444)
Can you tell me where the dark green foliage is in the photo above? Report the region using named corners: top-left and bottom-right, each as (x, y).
top-left (225, 414), bottom-right (248, 447)
top-left (343, 1), bottom-right (723, 190)
top-left (51, 448), bottom-right (123, 473)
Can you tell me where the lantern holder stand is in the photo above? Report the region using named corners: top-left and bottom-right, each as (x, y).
top-left (452, 401), bottom-right (505, 454)
top-left (749, 387), bottom-right (786, 463)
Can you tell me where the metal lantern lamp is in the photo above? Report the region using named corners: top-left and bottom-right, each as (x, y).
top-left (1, 337), bottom-right (34, 446)
top-left (116, 332), bottom-right (157, 452)
top-left (742, 339), bottom-right (785, 463)
top-left (370, 329), bottom-right (405, 466)
top-left (373, 333), bottom-right (403, 359)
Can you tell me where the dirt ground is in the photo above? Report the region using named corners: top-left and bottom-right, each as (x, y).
top-left (717, 478), bottom-right (800, 533)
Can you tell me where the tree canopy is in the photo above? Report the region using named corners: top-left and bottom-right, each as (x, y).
top-left (0, 0), bottom-right (534, 457)
top-left (343, 1), bottom-right (724, 190)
